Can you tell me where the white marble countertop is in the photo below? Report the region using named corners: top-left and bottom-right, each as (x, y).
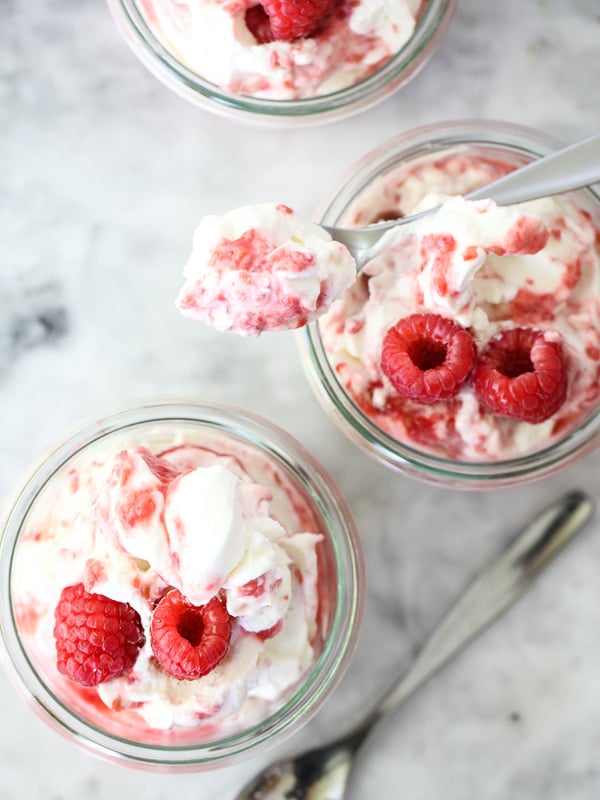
top-left (3, 0), bottom-right (600, 797)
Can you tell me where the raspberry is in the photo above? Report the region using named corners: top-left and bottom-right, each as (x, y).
top-left (245, 0), bottom-right (336, 43)
top-left (381, 314), bottom-right (477, 404)
top-left (54, 583), bottom-right (145, 688)
top-left (150, 591), bottom-right (231, 681)
top-left (472, 328), bottom-right (568, 423)
top-left (245, 5), bottom-right (275, 43)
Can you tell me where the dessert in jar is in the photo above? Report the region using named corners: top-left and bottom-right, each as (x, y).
top-left (299, 123), bottom-right (600, 486)
top-left (173, 145), bottom-right (600, 465)
top-left (321, 163), bottom-right (600, 461)
top-left (0, 404), bottom-right (363, 767)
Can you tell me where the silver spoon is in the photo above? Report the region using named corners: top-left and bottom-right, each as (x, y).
top-left (234, 490), bottom-right (594, 800)
top-left (323, 133), bottom-right (600, 268)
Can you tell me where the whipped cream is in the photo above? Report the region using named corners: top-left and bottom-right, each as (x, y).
top-left (14, 429), bottom-right (323, 732)
top-left (137, 0), bottom-right (420, 99)
top-left (321, 153), bottom-right (600, 460)
top-left (176, 202), bottom-right (356, 335)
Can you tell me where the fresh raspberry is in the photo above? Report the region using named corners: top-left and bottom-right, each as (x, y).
top-left (245, 5), bottom-right (275, 43)
top-left (472, 328), bottom-right (567, 423)
top-left (245, 0), bottom-right (336, 43)
top-left (150, 591), bottom-right (231, 681)
top-left (54, 583), bottom-right (145, 688)
top-left (381, 314), bottom-right (477, 404)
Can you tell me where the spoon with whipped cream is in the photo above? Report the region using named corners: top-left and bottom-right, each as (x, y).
top-left (176, 135), bottom-right (599, 336)
top-left (323, 133), bottom-right (600, 267)
top-left (233, 491), bottom-right (594, 800)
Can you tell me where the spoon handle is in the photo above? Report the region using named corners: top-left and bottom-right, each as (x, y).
top-left (466, 133), bottom-right (600, 206)
top-left (323, 134), bottom-right (600, 261)
top-left (374, 491), bottom-right (594, 719)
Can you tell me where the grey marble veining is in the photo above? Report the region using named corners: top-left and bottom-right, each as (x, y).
top-left (2, 0), bottom-right (600, 798)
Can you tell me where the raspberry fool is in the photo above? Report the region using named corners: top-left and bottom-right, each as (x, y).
top-left (136, 0), bottom-right (422, 99)
top-left (320, 153), bottom-right (600, 461)
top-left (176, 202), bottom-right (356, 335)
top-left (13, 430), bottom-right (325, 733)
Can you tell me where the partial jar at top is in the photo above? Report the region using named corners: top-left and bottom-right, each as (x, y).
top-left (106, 0), bottom-right (456, 125)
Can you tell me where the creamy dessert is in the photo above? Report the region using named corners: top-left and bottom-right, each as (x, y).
top-left (320, 152), bottom-right (600, 461)
top-left (176, 202), bottom-right (356, 335)
top-left (13, 426), bottom-right (325, 736)
top-left (136, 0), bottom-right (423, 99)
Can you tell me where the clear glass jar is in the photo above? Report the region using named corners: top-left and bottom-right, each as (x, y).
top-left (298, 120), bottom-right (600, 489)
top-left (0, 401), bottom-right (364, 770)
top-left (105, 0), bottom-right (457, 126)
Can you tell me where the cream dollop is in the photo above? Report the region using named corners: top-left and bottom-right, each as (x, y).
top-left (176, 202), bottom-right (356, 335)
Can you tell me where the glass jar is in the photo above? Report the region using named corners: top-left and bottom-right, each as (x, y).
top-left (298, 120), bottom-right (600, 488)
top-left (0, 401), bottom-right (364, 769)
top-left (105, 0), bottom-right (457, 126)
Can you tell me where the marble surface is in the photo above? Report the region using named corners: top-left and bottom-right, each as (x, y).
top-left (2, 0), bottom-right (600, 797)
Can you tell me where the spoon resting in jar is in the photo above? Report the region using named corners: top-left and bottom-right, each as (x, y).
top-left (233, 491), bottom-right (594, 800)
top-left (323, 132), bottom-right (600, 268)
top-left (175, 134), bottom-right (600, 336)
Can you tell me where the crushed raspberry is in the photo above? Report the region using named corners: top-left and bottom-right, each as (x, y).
top-left (381, 314), bottom-right (477, 404)
top-left (504, 289), bottom-right (557, 323)
top-left (112, 448), bottom-right (179, 488)
top-left (150, 591), bottom-right (231, 681)
top-left (268, 247), bottom-right (315, 274)
top-left (472, 328), bottom-right (567, 423)
top-left (137, 448), bottom-right (180, 484)
top-left (245, 0), bottom-right (337, 43)
top-left (463, 246), bottom-right (480, 261)
top-left (237, 576), bottom-right (267, 598)
top-left (255, 620), bottom-right (283, 640)
top-left (54, 583), bottom-right (145, 688)
top-left (498, 215), bottom-right (549, 255)
top-left (211, 230), bottom-right (271, 272)
top-left (118, 489), bottom-right (159, 528)
top-left (421, 233), bottom-right (457, 297)
top-left (83, 559), bottom-right (107, 590)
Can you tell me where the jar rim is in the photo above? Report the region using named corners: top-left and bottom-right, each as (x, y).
top-left (299, 120), bottom-right (600, 488)
top-left (106, 0), bottom-right (458, 124)
top-left (0, 400), bottom-right (365, 768)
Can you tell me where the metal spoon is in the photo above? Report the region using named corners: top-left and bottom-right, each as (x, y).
top-left (234, 490), bottom-right (594, 800)
top-left (322, 133), bottom-right (600, 268)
